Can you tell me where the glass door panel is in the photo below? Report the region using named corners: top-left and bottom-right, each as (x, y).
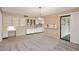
top-left (60, 15), bottom-right (70, 41)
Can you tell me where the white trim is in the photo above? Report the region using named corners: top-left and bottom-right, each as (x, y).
top-left (0, 37), bottom-right (2, 42)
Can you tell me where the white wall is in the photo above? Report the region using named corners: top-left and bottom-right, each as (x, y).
top-left (71, 13), bottom-right (79, 44)
top-left (0, 10), bottom-right (2, 41)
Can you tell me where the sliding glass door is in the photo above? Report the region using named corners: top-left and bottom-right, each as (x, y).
top-left (60, 15), bottom-right (70, 41)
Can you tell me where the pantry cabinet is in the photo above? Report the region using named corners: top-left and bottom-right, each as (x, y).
top-left (3, 14), bottom-right (12, 27)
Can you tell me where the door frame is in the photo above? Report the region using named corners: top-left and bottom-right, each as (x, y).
top-left (60, 15), bottom-right (70, 40)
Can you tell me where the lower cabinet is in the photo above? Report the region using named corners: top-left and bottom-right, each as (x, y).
top-left (27, 28), bottom-right (35, 34)
top-left (2, 26), bottom-right (8, 38)
top-left (16, 26), bottom-right (26, 36)
top-left (26, 27), bottom-right (44, 34)
top-left (8, 31), bottom-right (16, 37)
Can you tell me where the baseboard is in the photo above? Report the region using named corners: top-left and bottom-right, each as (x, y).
top-left (61, 38), bottom-right (70, 42)
top-left (3, 37), bottom-right (8, 39)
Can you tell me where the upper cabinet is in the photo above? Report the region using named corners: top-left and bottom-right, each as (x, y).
top-left (13, 16), bottom-right (19, 26)
top-left (19, 16), bottom-right (26, 26)
top-left (2, 13), bottom-right (44, 27)
top-left (3, 14), bottom-right (12, 26)
top-left (3, 13), bottom-right (26, 27)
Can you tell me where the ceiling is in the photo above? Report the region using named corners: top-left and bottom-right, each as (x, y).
top-left (1, 7), bottom-right (78, 17)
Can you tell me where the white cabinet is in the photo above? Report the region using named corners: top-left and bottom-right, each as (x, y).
top-left (7, 15), bottom-right (12, 26)
top-left (19, 17), bottom-right (26, 26)
top-left (2, 13), bottom-right (45, 37)
top-left (2, 14), bottom-right (10, 38)
top-left (2, 13), bottom-right (27, 37)
top-left (35, 27), bottom-right (44, 33)
top-left (2, 26), bottom-right (8, 38)
top-left (13, 16), bottom-right (19, 26)
top-left (26, 18), bottom-right (44, 34)
top-left (26, 27), bottom-right (44, 34)
top-left (16, 26), bottom-right (26, 36)
top-left (3, 14), bottom-right (12, 26)
top-left (2, 15), bottom-right (7, 26)
top-left (27, 28), bottom-right (35, 34)
top-left (2, 14), bottom-right (12, 38)
top-left (3, 14), bottom-right (26, 27)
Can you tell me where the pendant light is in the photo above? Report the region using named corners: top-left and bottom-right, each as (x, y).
top-left (38, 7), bottom-right (42, 20)
top-left (37, 7), bottom-right (44, 24)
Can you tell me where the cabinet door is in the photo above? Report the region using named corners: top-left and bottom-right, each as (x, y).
top-left (20, 17), bottom-right (26, 26)
top-left (3, 14), bottom-right (12, 26)
top-left (8, 15), bottom-right (12, 26)
top-left (3, 15), bottom-right (8, 26)
top-left (2, 26), bottom-right (8, 38)
top-left (13, 16), bottom-right (19, 26)
top-left (16, 26), bottom-right (26, 36)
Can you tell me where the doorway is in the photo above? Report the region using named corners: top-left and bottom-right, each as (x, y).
top-left (60, 15), bottom-right (70, 41)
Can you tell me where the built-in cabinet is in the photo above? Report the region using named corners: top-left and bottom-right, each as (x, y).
top-left (25, 18), bottom-right (44, 34)
top-left (3, 14), bottom-right (12, 26)
top-left (2, 13), bottom-right (26, 38)
top-left (2, 13), bottom-right (44, 38)
top-left (13, 16), bottom-right (19, 26)
top-left (19, 17), bottom-right (26, 26)
top-left (3, 14), bottom-right (26, 27)
top-left (2, 14), bottom-right (8, 38)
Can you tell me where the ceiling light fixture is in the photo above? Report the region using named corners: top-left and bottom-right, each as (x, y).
top-left (37, 7), bottom-right (42, 20)
top-left (36, 7), bottom-right (44, 24)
